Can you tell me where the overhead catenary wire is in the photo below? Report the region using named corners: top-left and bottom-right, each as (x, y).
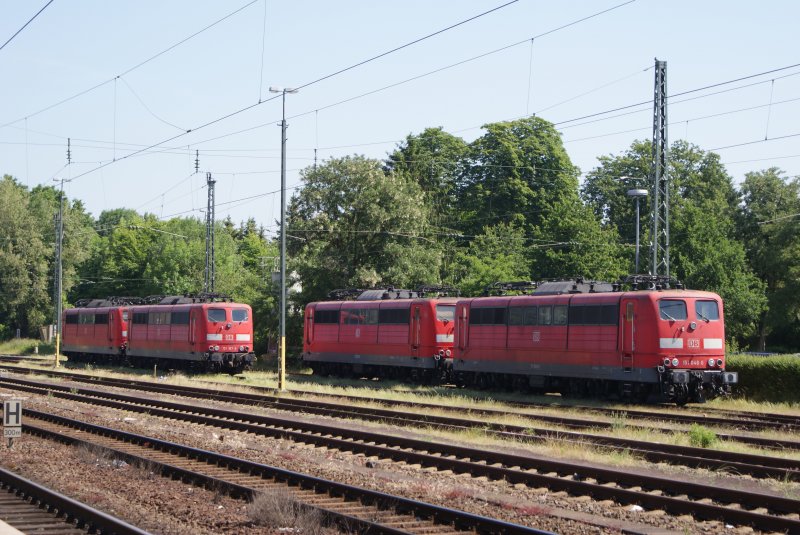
top-left (52, 0), bottom-right (520, 185)
top-left (0, 0), bottom-right (261, 129)
top-left (0, 0), bottom-right (55, 53)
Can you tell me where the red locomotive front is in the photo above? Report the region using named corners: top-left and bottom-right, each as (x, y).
top-left (127, 298), bottom-right (255, 373)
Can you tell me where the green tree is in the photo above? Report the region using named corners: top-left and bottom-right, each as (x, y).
top-left (582, 140), bottom-right (766, 343)
top-left (386, 127), bottom-right (468, 215)
top-left (0, 176), bottom-right (50, 337)
top-left (456, 116), bottom-right (626, 280)
top-left (737, 168), bottom-right (800, 350)
top-left (448, 223), bottom-right (530, 296)
top-left (458, 116), bottom-right (580, 236)
top-left (288, 155), bottom-right (442, 302)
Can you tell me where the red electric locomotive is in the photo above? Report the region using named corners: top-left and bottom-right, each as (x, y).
top-left (62, 298), bottom-right (130, 358)
top-left (302, 287), bottom-right (458, 383)
top-left (452, 277), bottom-right (737, 404)
top-left (62, 294), bottom-right (256, 374)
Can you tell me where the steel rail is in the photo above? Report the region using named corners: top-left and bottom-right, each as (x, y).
top-left (2, 361), bottom-right (794, 432)
top-left (1, 364), bottom-right (797, 452)
top-left (3, 370), bottom-right (800, 477)
top-left (0, 466), bottom-right (150, 535)
top-left (1, 377), bottom-right (798, 532)
top-left (20, 410), bottom-right (553, 535)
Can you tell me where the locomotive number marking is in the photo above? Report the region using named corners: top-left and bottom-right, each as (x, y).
top-left (687, 339), bottom-right (700, 348)
top-left (532, 331), bottom-right (541, 342)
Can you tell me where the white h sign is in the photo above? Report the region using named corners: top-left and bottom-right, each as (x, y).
top-left (3, 400), bottom-right (21, 438)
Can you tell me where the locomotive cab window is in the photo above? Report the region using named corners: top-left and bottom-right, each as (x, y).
top-left (659, 300), bottom-right (687, 321)
top-left (436, 305), bottom-right (455, 323)
top-left (208, 309), bottom-right (227, 323)
top-left (122, 311), bottom-right (129, 322)
top-left (232, 309), bottom-right (249, 322)
top-left (695, 300), bottom-right (719, 321)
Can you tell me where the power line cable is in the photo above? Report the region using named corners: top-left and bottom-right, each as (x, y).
top-left (0, 0), bottom-right (55, 52)
top-left (0, 0), bottom-right (260, 128)
top-left (60, 0), bottom-right (521, 184)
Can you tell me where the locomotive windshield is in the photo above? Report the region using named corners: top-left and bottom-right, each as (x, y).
top-left (207, 309), bottom-right (227, 322)
top-left (695, 300), bottom-right (719, 321)
top-left (232, 309), bottom-right (249, 322)
top-left (659, 300), bottom-right (687, 321)
top-left (436, 305), bottom-right (455, 322)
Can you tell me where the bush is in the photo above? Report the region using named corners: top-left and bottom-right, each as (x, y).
top-left (688, 424), bottom-right (717, 448)
top-left (727, 354), bottom-right (800, 403)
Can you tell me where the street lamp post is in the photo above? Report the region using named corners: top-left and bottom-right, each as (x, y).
top-left (626, 185), bottom-right (648, 274)
top-left (269, 86), bottom-right (298, 392)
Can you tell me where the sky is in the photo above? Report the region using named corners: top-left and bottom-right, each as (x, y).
top-left (1, 0), bottom-right (798, 238)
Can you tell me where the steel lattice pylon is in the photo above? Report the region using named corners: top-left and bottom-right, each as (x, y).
top-left (650, 59), bottom-right (669, 277)
top-left (204, 172), bottom-right (216, 293)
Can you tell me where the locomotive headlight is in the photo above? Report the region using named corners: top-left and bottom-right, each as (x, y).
top-left (208, 345), bottom-right (214, 351)
top-left (708, 358), bottom-right (716, 367)
top-left (671, 358), bottom-right (679, 367)
top-left (214, 345), bottom-right (220, 351)
top-left (717, 359), bottom-right (724, 367)
top-left (445, 349), bottom-right (451, 357)
top-left (663, 358), bottom-right (671, 367)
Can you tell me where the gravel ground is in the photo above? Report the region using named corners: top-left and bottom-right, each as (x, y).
top-left (0, 379), bottom-right (785, 535)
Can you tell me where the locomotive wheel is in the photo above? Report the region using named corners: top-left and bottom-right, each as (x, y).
top-left (673, 384), bottom-right (690, 406)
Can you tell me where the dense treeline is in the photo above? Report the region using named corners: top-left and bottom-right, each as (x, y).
top-left (1, 116), bottom-right (798, 352)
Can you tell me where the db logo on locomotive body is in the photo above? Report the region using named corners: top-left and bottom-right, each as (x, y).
top-left (687, 339), bottom-right (700, 348)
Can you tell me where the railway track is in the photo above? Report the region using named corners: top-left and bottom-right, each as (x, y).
top-left (2, 366), bottom-right (799, 476)
top-left (4, 359), bottom-right (795, 432)
top-left (286, 371), bottom-right (800, 431)
top-left (3, 362), bottom-right (798, 440)
top-left (19, 408), bottom-right (551, 535)
top-left (0, 464), bottom-right (148, 535)
top-left (1, 375), bottom-right (799, 532)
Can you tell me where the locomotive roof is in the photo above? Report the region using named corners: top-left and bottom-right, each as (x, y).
top-left (533, 280), bottom-right (615, 295)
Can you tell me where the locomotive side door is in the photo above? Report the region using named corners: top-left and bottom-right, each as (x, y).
top-left (410, 305), bottom-right (421, 357)
top-left (306, 309), bottom-right (314, 344)
top-left (108, 312), bottom-right (114, 344)
top-left (189, 310), bottom-right (197, 346)
top-left (621, 299), bottom-right (635, 369)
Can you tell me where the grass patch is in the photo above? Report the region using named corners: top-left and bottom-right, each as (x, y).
top-left (688, 424), bottom-right (718, 448)
top-left (0, 338), bottom-right (54, 356)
